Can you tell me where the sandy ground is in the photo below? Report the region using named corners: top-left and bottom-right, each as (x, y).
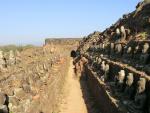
top-left (59, 59), bottom-right (88, 113)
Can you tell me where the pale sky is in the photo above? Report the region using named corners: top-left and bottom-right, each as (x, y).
top-left (0, 0), bottom-right (140, 45)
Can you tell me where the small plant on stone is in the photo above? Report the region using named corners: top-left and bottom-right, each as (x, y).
top-left (140, 32), bottom-right (148, 40)
top-left (10, 111), bottom-right (14, 113)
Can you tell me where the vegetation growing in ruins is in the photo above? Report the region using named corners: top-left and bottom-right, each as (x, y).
top-left (0, 44), bottom-right (35, 52)
top-left (140, 32), bottom-right (148, 39)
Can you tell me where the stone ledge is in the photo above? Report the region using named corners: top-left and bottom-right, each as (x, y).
top-left (85, 66), bottom-right (127, 113)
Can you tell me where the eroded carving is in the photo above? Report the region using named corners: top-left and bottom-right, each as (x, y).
top-left (127, 78), bottom-right (147, 113)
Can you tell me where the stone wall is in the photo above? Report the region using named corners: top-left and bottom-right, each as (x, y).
top-left (85, 66), bottom-right (122, 113)
top-left (45, 38), bottom-right (81, 46)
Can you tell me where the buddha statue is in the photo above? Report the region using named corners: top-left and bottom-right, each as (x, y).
top-left (120, 26), bottom-right (127, 41)
top-left (104, 64), bottom-right (110, 82)
top-left (115, 70), bottom-right (126, 92)
top-left (127, 78), bottom-right (147, 113)
top-left (122, 73), bottom-right (135, 104)
top-left (110, 43), bottom-right (115, 57)
top-left (140, 43), bottom-right (149, 65)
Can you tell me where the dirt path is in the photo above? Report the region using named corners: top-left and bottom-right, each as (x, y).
top-left (59, 59), bottom-right (88, 113)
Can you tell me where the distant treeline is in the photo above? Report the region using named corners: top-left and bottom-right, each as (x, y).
top-left (0, 44), bottom-right (35, 52)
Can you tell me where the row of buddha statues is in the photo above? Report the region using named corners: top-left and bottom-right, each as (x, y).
top-left (88, 41), bottom-right (150, 66)
top-left (84, 54), bottom-right (149, 113)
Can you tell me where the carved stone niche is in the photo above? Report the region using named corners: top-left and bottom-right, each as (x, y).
top-left (120, 26), bottom-right (126, 41)
top-left (99, 61), bottom-right (106, 81)
top-left (102, 43), bottom-right (105, 51)
top-left (140, 43), bottom-right (150, 65)
top-left (123, 46), bottom-right (133, 60)
top-left (133, 45), bottom-right (141, 61)
top-left (100, 63), bottom-right (110, 82)
top-left (111, 28), bottom-right (120, 41)
top-left (114, 70), bottom-right (126, 92)
top-left (95, 56), bottom-right (99, 62)
top-left (100, 43), bottom-right (105, 53)
top-left (92, 56), bottom-right (99, 69)
top-left (104, 64), bottom-right (110, 82)
top-left (115, 43), bottom-right (123, 57)
top-left (101, 61), bottom-right (105, 72)
top-left (141, 16), bottom-right (150, 28)
top-left (90, 57), bottom-right (95, 68)
top-left (127, 47), bottom-right (132, 54)
top-left (142, 43), bottom-right (149, 54)
top-left (110, 43), bottom-right (115, 57)
top-left (127, 77), bottom-right (147, 113)
top-left (104, 43), bottom-right (109, 54)
top-left (122, 73), bottom-right (135, 104)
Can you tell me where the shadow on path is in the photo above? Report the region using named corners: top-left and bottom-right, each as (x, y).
top-left (79, 74), bottom-right (101, 113)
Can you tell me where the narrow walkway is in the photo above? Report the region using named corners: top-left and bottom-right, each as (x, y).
top-left (59, 59), bottom-right (88, 113)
